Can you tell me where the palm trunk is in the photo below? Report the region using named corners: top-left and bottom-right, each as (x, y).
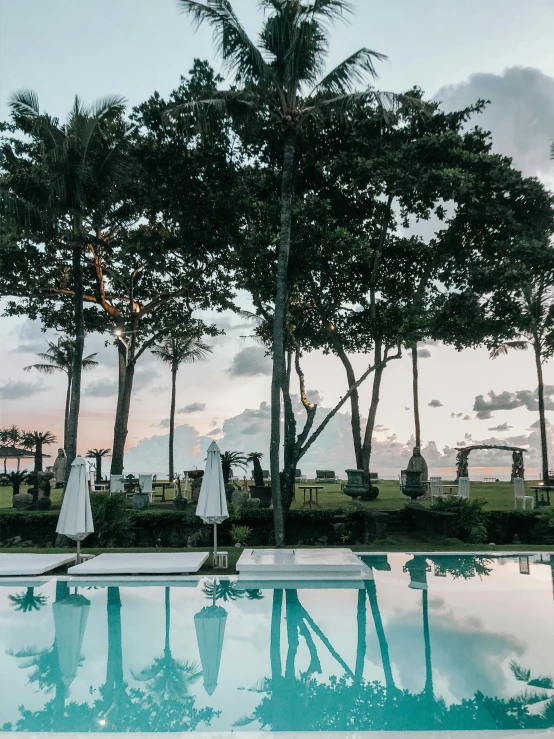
top-left (336, 348), bottom-right (363, 469)
top-left (412, 344), bottom-right (421, 448)
top-left (535, 342), bottom-right (550, 483)
top-left (165, 586), bottom-right (171, 655)
top-left (361, 357), bottom-right (385, 475)
top-left (65, 237), bottom-right (85, 484)
top-left (95, 455), bottom-right (102, 485)
top-left (106, 586), bottom-right (123, 714)
top-left (422, 589), bottom-right (433, 697)
top-left (63, 374), bottom-right (72, 451)
top-left (355, 588), bottom-right (367, 684)
top-left (365, 580), bottom-right (396, 694)
top-left (270, 129), bottom-right (296, 547)
top-left (111, 361), bottom-right (136, 475)
top-left (169, 365), bottom-right (177, 480)
top-left (34, 440), bottom-right (43, 472)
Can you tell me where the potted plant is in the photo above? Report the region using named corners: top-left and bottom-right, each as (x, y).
top-left (248, 452), bottom-right (272, 508)
top-left (221, 451), bottom-right (248, 501)
top-left (10, 471), bottom-right (32, 509)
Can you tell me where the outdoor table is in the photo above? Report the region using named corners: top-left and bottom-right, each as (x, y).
top-left (532, 486), bottom-right (553, 507)
top-left (123, 478), bottom-right (140, 494)
top-left (298, 485), bottom-right (323, 509)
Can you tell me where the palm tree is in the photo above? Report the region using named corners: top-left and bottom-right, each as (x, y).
top-left (152, 334), bottom-right (212, 479)
top-left (24, 339), bottom-right (98, 449)
top-left (220, 451), bottom-right (248, 486)
top-left (0, 426), bottom-right (21, 473)
top-left (8, 470), bottom-right (28, 496)
top-left (8, 587), bottom-right (48, 613)
top-left (490, 279), bottom-right (554, 484)
top-left (247, 452), bottom-right (265, 487)
top-left (22, 430), bottom-right (57, 472)
top-left (86, 448), bottom-right (111, 485)
top-left (133, 587), bottom-right (202, 703)
top-left (176, 0), bottom-right (411, 545)
top-left (7, 91), bottom-right (128, 482)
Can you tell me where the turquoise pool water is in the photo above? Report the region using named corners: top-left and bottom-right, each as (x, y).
top-left (1, 553), bottom-right (554, 733)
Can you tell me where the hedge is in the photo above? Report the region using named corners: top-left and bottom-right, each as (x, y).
top-left (0, 506), bottom-right (388, 548)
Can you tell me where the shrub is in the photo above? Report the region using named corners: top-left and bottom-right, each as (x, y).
top-left (230, 525), bottom-right (252, 545)
top-left (432, 497), bottom-right (488, 543)
top-left (90, 493), bottom-right (132, 547)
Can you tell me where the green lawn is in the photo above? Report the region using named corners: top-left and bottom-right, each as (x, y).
top-left (0, 478), bottom-right (541, 511)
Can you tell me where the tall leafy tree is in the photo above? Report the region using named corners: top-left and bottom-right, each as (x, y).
top-left (490, 277), bottom-right (554, 485)
top-left (152, 332), bottom-right (212, 479)
top-left (24, 339), bottom-right (98, 449)
top-left (3, 92), bottom-right (130, 481)
top-left (86, 448), bottom-right (111, 484)
top-left (22, 430), bottom-right (57, 472)
top-left (176, 0), bottom-right (408, 544)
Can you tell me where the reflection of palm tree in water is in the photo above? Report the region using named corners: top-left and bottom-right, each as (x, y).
top-left (133, 587), bottom-right (201, 703)
top-left (98, 586), bottom-right (131, 728)
top-left (7, 581), bottom-right (71, 722)
top-left (9, 586), bottom-right (48, 613)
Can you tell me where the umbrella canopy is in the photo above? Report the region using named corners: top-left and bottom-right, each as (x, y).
top-left (194, 604), bottom-right (227, 695)
top-left (53, 592), bottom-right (91, 688)
top-left (56, 455), bottom-right (94, 542)
top-left (196, 442), bottom-right (228, 525)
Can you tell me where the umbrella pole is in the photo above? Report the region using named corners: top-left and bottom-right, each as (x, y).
top-left (76, 540), bottom-right (81, 565)
top-left (213, 523), bottom-right (217, 568)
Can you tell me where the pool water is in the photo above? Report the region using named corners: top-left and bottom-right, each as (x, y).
top-left (1, 553), bottom-right (554, 733)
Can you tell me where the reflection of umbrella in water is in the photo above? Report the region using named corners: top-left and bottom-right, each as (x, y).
top-left (194, 582), bottom-right (227, 695)
top-left (52, 592), bottom-right (91, 689)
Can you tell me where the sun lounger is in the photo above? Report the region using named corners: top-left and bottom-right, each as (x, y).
top-left (237, 548), bottom-right (365, 580)
top-left (0, 554), bottom-right (76, 576)
top-left (68, 552), bottom-right (209, 575)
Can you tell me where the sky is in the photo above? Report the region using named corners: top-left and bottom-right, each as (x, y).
top-left (2, 0), bottom-right (554, 477)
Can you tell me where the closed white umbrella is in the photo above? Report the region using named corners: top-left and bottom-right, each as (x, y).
top-left (196, 441), bottom-right (228, 565)
top-left (53, 592), bottom-right (91, 689)
top-left (56, 456), bottom-right (94, 563)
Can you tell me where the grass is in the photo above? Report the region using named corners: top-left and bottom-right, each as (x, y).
top-left (0, 540), bottom-right (552, 575)
top-left (0, 479), bottom-right (541, 512)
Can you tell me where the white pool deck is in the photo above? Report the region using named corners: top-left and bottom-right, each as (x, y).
top-left (68, 552), bottom-right (209, 575)
top-left (2, 729), bottom-right (551, 738)
top-left (237, 547), bottom-right (369, 581)
top-left (0, 553), bottom-right (76, 576)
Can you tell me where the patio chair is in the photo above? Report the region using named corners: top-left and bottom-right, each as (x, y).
top-left (458, 477), bottom-right (470, 499)
top-left (315, 470), bottom-right (326, 481)
top-left (262, 469), bottom-right (271, 482)
top-left (110, 474), bottom-right (125, 494)
top-left (139, 474), bottom-right (153, 500)
top-left (514, 478), bottom-right (533, 510)
top-left (295, 469), bottom-right (307, 482)
top-left (429, 476), bottom-right (444, 502)
top-left (325, 470), bottom-right (340, 483)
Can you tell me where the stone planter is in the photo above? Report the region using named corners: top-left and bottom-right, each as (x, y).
top-left (250, 485), bottom-right (272, 509)
top-left (343, 469), bottom-right (379, 500)
top-left (132, 492), bottom-right (150, 510)
top-left (401, 468), bottom-right (426, 501)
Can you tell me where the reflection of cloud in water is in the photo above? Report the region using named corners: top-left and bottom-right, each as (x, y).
top-left (367, 601), bottom-right (524, 701)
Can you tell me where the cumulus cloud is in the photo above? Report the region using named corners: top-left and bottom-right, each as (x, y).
top-left (0, 379), bottom-right (48, 400)
top-left (463, 415), bottom-right (471, 421)
top-left (206, 427), bottom-right (222, 436)
top-left (436, 67), bottom-right (554, 178)
top-left (156, 419), bottom-right (170, 428)
top-left (15, 320), bottom-right (55, 353)
top-left (84, 379), bottom-right (118, 398)
top-left (417, 348), bottom-right (431, 359)
top-left (227, 346), bottom-right (271, 377)
top-left (428, 399), bottom-right (443, 408)
top-left (474, 389), bottom-right (554, 419)
top-left (451, 412), bottom-right (464, 419)
top-left (179, 402), bottom-right (206, 414)
top-left (488, 422), bottom-right (514, 432)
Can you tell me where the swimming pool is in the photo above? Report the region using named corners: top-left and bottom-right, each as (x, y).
top-left (1, 553), bottom-right (554, 733)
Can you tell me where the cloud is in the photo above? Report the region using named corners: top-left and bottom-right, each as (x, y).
top-left (15, 320), bottom-right (55, 353)
top-left (463, 415), bottom-right (471, 421)
top-left (474, 389), bottom-right (554, 418)
top-left (178, 402), bottom-right (206, 414)
top-left (227, 346), bottom-right (271, 377)
top-left (206, 427), bottom-right (222, 436)
top-left (488, 422), bottom-right (514, 432)
top-left (151, 385), bottom-right (168, 395)
top-left (428, 399), bottom-right (443, 408)
top-left (84, 379), bottom-right (118, 398)
top-left (307, 390), bottom-right (322, 405)
top-left (133, 367), bottom-right (160, 392)
top-left (451, 412), bottom-right (464, 419)
top-left (417, 348), bottom-right (431, 358)
top-left (157, 419), bottom-right (170, 428)
top-left (436, 66), bottom-right (554, 179)
top-left (0, 379), bottom-right (48, 400)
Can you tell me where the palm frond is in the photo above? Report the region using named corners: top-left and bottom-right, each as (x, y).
top-left (305, 89), bottom-right (424, 125)
top-left (510, 660), bottom-right (532, 683)
top-left (9, 89), bottom-right (40, 118)
top-left (177, 0), bottom-right (272, 85)
top-left (88, 95), bottom-right (127, 120)
top-left (233, 714), bottom-right (257, 727)
top-left (308, 0), bottom-right (354, 24)
top-left (23, 363), bottom-right (57, 375)
top-left (310, 48), bottom-right (387, 96)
